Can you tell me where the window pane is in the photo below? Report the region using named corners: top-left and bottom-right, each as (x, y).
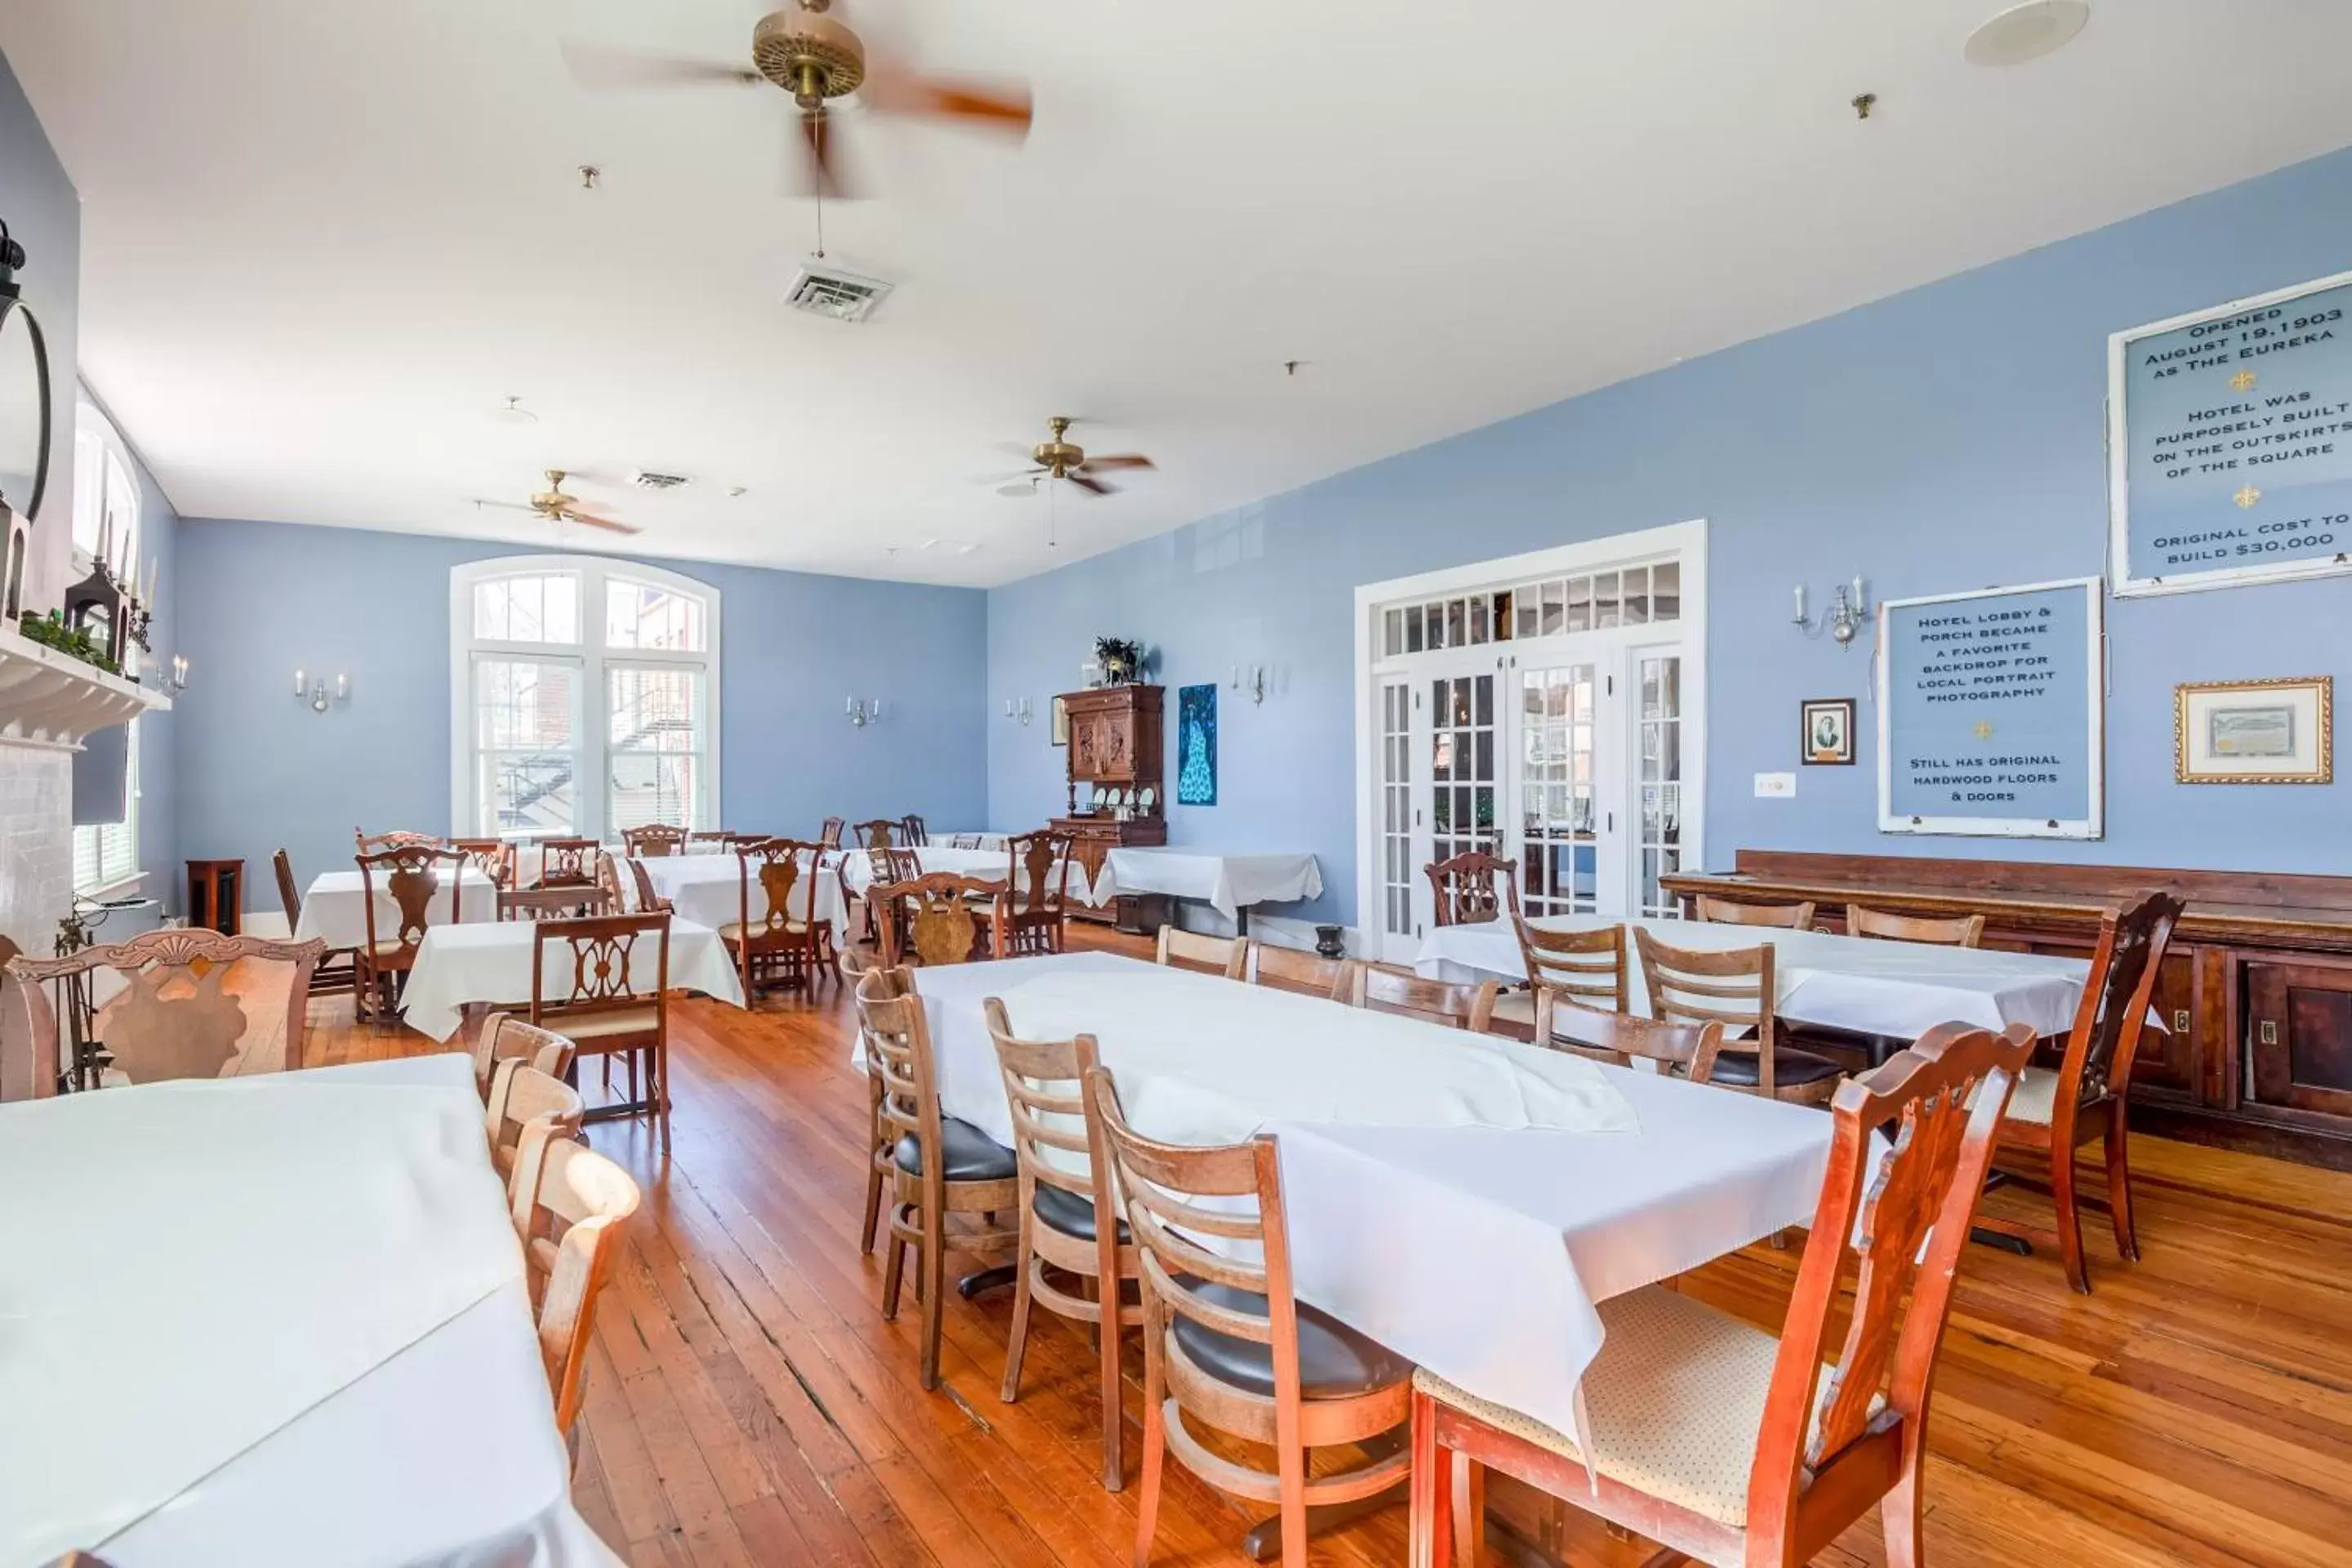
top-left (1651, 561), bottom-right (1682, 622)
top-left (475, 657), bottom-right (577, 834)
top-left (472, 574), bottom-right (580, 644)
top-left (606, 579), bottom-right (708, 652)
top-left (608, 665), bottom-right (702, 751)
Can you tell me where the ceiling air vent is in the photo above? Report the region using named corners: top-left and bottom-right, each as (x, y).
top-left (631, 470), bottom-right (693, 492)
top-left (785, 261), bottom-right (894, 323)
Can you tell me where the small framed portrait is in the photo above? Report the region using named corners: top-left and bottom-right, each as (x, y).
top-left (1050, 695), bottom-right (1069, 746)
top-left (1800, 697), bottom-right (1855, 765)
top-left (2176, 677), bottom-right (2332, 784)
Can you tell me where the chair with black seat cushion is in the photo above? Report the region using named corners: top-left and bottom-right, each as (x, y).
top-left (1088, 1065), bottom-right (1413, 1566)
top-left (858, 967), bottom-right (1018, 1390)
top-left (1634, 928), bottom-right (1842, 1105)
top-left (1492, 919), bottom-right (1627, 1042)
top-left (987, 997), bottom-right (1143, 1489)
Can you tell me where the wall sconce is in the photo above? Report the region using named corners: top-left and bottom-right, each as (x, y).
top-left (1003, 697), bottom-right (1032, 725)
top-left (163, 654), bottom-right (189, 693)
top-left (1230, 663), bottom-right (1267, 705)
top-left (295, 667), bottom-right (350, 713)
top-left (846, 696), bottom-right (884, 728)
top-left (1793, 577), bottom-right (1871, 649)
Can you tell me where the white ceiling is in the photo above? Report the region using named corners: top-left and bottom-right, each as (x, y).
top-left (7, 0), bottom-right (2352, 587)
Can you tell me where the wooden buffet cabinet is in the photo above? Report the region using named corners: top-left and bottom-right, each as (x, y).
top-left (1051, 684), bottom-right (1169, 933)
top-left (1664, 851), bottom-right (2352, 1169)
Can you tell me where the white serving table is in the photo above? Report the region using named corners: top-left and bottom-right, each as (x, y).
top-left (0, 1054), bottom-right (619, 1568)
top-left (904, 953), bottom-right (1840, 1459)
top-left (400, 915), bottom-right (746, 1042)
top-left (634, 851), bottom-right (850, 932)
top-left (835, 844), bottom-right (1075, 899)
top-left (294, 866), bottom-right (498, 952)
top-left (1418, 912), bottom-right (2094, 1042)
top-left (1089, 848), bottom-right (1323, 928)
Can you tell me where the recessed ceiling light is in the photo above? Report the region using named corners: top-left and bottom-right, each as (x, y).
top-left (1965, 1), bottom-right (2090, 67)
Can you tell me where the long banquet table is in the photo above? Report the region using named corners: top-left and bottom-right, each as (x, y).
top-left (401, 915), bottom-right (746, 1041)
top-left (1417, 911), bottom-right (2096, 1041)
top-left (0, 1054), bottom-right (618, 1567)
top-left (902, 951), bottom-right (1843, 1456)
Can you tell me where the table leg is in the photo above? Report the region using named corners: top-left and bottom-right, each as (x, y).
top-left (1238, 1434), bottom-right (1405, 1561)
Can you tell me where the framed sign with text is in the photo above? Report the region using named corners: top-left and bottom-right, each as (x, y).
top-left (1877, 577), bottom-right (2105, 840)
top-left (2109, 269), bottom-right (2352, 596)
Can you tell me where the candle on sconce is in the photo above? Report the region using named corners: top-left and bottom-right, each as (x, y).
top-left (845, 695), bottom-right (857, 717)
top-left (1793, 584), bottom-right (1808, 625)
top-left (335, 672), bottom-right (349, 701)
top-left (1851, 575), bottom-right (1866, 608)
top-left (294, 667), bottom-right (306, 697)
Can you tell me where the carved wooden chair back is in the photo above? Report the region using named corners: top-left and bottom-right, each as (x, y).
top-left (355, 844), bottom-right (466, 965)
top-left (1530, 1001), bottom-right (1726, 1082)
top-left (1695, 894), bottom-right (1817, 931)
top-left (448, 838), bottom-right (516, 890)
top-left (1348, 962), bottom-right (1499, 1032)
top-left (819, 815), bottom-right (845, 850)
top-left (854, 818), bottom-right (903, 851)
top-left (1246, 942), bottom-right (1358, 1001)
top-left (1515, 918), bottom-right (1628, 1011)
top-left (1633, 927), bottom-right (1782, 1090)
top-left (472, 1011), bottom-right (578, 1100)
top-left (621, 824), bottom-right (688, 858)
top-left (866, 843), bottom-right (921, 889)
top-left (1426, 850), bottom-right (1522, 928)
top-left (687, 829), bottom-right (744, 850)
top-left (355, 828), bottom-right (439, 854)
top-left (1155, 925), bottom-right (1247, 978)
top-left (507, 1123), bottom-right (640, 1432)
top-left (900, 813), bottom-right (929, 847)
top-left (528, 913), bottom-right (671, 1041)
top-left (535, 837), bottom-right (600, 889)
top-left (627, 858), bottom-right (674, 915)
top-left (1845, 903), bottom-right (1986, 947)
top-left (2060, 890), bottom-right (2184, 1112)
top-left (9, 929), bottom-right (326, 1089)
top-left (874, 873), bottom-right (1008, 967)
top-left (1004, 829), bottom-right (1076, 918)
top-left (497, 884), bottom-right (612, 922)
top-left (484, 1057), bottom-right (585, 1178)
top-left (735, 837), bottom-right (825, 937)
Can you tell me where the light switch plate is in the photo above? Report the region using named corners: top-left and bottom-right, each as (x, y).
top-left (1753, 772), bottom-right (1797, 799)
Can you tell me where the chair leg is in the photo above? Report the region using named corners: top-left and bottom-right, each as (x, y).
top-left (1133, 1343), bottom-right (1166, 1568)
top-left (1098, 1276), bottom-right (1125, 1492)
top-left (1410, 1392), bottom-right (1450, 1568)
top-left (1276, 1423), bottom-right (1310, 1566)
top-left (2105, 1102), bottom-right (2140, 1263)
top-left (626, 1049), bottom-right (639, 1109)
top-left (1451, 1450), bottom-right (1486, 1568)
top-left (860, 1153), bottom-right (885, 1258)
top-left (1881, 1457), bottom-right (1926, 1568)
top-left (2051, 1139), bottom-right (2090, 1294)
top-left (1000, 1230), bottom-right (1037, 1404)
top-left (920, 1210), bottom-right (947, 1390)
top-left (881, 1229), bottom-right (907, 1321)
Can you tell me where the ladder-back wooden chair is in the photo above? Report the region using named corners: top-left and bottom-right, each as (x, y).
top-left (484, 1057), bottom-right (585, 1179)
top-left (1694, 895), bottom-right (1818, 932)
top-left (471, 1011), bottom-right (577, 1100)
top-left (1845, 904), bottom-right (1987, 948)
top-left (1347, 963), bottom-right (1499, 1033)
top-left (274, 847), bottom-right (355, 996)
top-left (1246, 942), bottom-right (1357, 1001)
top-left (1089, 1066), bottom-right (1413, 1566)
top-left (1633, 929), bottom-right (1842, 1105)
top-left (1001, 829), bottom-right (1076, 956)
top-left (724, 838), bottom-right (834, 997)
top-left (1410, 1022), bottom-right (2034, 1568)
top-left (1156, 926), bottom-right (1247, 978)
top-left (1530, 1001), bottom-right (1726, 1084)
top-left (508, 1121), bottom-right (641, 1432)
top-left (854, 963), bottom-right (914, 1256)
top-left (987, 998), bottom-right (1143, 1489)
top-left (1494, 919), bottom-right (1628, 1043)
top-left (528, 912), bottom-right (672, 1132)
top-left (1426, 850), bottom-right (1522, 928)
top-left (1989, 889), bottom-right (2182, 1293)
top-left (354, 844), bottom-right (466, 1023)
top-left (858, 842), bottom-right (924, 948)
top-left (448, 838), bottom-right (516, 891)
top-left (621, 823), bottom-right (688, 858)
top-left (874, 873), bottom-right (1009, 968)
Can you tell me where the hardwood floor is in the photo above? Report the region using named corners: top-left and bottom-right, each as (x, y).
top-left (310, 931), bottom-right (2352, 1567)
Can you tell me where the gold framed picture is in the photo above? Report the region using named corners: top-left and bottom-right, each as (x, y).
top-left (2175, 676), bottom-right (2332, 785)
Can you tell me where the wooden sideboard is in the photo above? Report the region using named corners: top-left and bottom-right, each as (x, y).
top-left (1055, 684), bottom-right (1169, 933)
top-left (1663, 851), bottom-right (2352, 1169)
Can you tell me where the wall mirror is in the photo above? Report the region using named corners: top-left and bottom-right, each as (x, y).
top-left (0, 295), bottom-right (53, 522)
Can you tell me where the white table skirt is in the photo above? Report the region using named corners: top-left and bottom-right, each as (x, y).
top-left (294, 867), bottom-right (498, 952)
top-left (400, 916), bottom-right (746, 1043)
top-left (635, 853), bottom-right (849, 933)
top-left (1091, 849), bottom-right (1323, 918)
top-left (836, 844), bottom-right (1076, 901)
top-left (1417, 913), bottom-right (2094, 1041)
top-left (0, 1055), bottom-right (615, 1567)
top-left (903, 953), bottom-right (1836, 1454)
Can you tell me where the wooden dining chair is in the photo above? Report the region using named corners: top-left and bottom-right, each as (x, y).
top-left (1156, 925), bottom-right (1247, 978)
top-left (859, 842), bottom-right (924, 947)
top-left (1088, 1065), bottom-right (1414, 1567)
top-left (724, 838), bottom-right (835, 998)
top-left (1246, 942), bottom-right (1358, 1001)
top-left (508, 1121), bottom-right (642, 1433)
top-left (529, 912), bottom-right (672, 1131)
top-left (448, 837), bottom-right (517, 891)
top-left (820, 815), bottom-right (846, 850)
top-left (1845, 903), bottom-right (1988, 947)
top-left (274, 847), bottom-right (355, 996)
top-left (853, 961), bottom-right (911, 1256)
top-left (626, 858), bottom-right (675, 915)
top-left (858, 967), bottom-right (1019, 1389)
top-left (1633, 929), bottom-right (1842, 1105)
top-left (498, 884), bottom-right (612, 921)
top-left (1410, 1021), bottom-right (2034, 1568)
top-left (484, 1057), bottom-right (586, 1178)
top-left (472, 1011), bottom-right (577, 1099)
top-left (1426, 850), bottom-right (1523, 928)
top-left (1493, 920), bottom-right (1628, 1043)
top-left (874, 873), bottom-right (1009, 968)
top-left (1530, 1001), bottom-right (1726, 1083)
top-left (354, 844), bottom-right (466, 1023)
top-left (901, 813), bottom-right (930, 847)
top-left (534, 837), bottom-right (600, 889)
top-left (1991, 890), bottom-right (2184, 1294)
top-left (1694, 895), bottom-right (1817, 932)
top-left (854, 818), bottom-right (905, 851)
top-left (986, 997), bottom-right (1143, 1490)
top-left (9, 929), bottom-right (327, 1092)
top-left (1001, 829), bottom-right (1076, 956)
top-left (355, 828), bottom-right (441, 853)
top-left (1348, 962), bottom-right (1499, 1033)
top-left (621, 823), bottom-right (689, 858)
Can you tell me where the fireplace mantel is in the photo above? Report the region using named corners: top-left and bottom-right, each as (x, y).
top-left (0, 625), bottom-right (170, 749)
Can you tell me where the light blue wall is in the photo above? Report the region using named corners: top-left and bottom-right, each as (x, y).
top-left (0, 50), bottom-right (76, 566)
top-left (172, 518), bottom-right (987, 898)
top-left (987, 145), bottom-right (2352, 928)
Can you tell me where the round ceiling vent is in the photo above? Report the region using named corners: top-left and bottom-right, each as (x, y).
top-left (1964, 1), bottom-right (2091, 66)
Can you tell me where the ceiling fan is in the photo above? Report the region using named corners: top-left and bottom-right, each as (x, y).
top-left (991, 417), bottom-right (1156, 497)
top-left (474, 470), bottom-right (639, 535)
top-left (561, 0), bottom-right (1031, 198)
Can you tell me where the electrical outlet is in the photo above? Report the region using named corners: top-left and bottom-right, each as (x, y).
top-left (1753, 773), bottom-right (1797, 799)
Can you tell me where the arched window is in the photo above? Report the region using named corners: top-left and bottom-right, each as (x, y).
top-left (449, 556), bottom-right (721, 840)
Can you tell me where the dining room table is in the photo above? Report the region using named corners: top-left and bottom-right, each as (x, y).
top-left (399, 913), bottom-right (746, 1041)
top-left (0, 1054), bottom-right (620, 1567)
top-left (1086, 848), bottom-right (1324, 928)
top-left (632, 850), bottom-right (853, 932)
top-left (834, 843), bottom-right (1076, 900)
top-left (897, 951), bottom-right (1847, 1467)
top-left (293, 864), bottom-right (499, 952)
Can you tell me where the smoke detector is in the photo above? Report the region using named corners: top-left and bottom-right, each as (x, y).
top-left (630, 470), bottom-right (693, 492)
top-left (786, 260), bottom-right (894, 323)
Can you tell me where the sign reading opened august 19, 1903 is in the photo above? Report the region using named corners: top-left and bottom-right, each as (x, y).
top-left (2109, 269), bottom-right (2352, 595)
top-left (1877, 578), bottom-right (2105, 840)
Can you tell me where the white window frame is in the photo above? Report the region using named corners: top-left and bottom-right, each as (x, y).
top-left (1351, 519), bottom-right (1709, 952)
top-left (448, 555), bottom-right (723, 840)
top-left (70, 401), bottom-right (145, 898)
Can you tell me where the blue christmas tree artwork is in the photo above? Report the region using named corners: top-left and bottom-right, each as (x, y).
top-left (1176, 683), bottom-right (1218, 806)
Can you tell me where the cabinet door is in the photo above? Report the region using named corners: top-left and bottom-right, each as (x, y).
top-left (2131, 951), bottom-right (2201, 1102)
top-left (1071, 714), bottom-right (1105, 778)
top-left (2245, 960), bottom-right (2352, 1119)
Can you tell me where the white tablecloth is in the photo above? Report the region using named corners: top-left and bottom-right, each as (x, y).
top-left (836, 844), bottom-right (1075, 901)
top-left (294, 867), bottom-right (498, 951)
top-left (0, 1055), bottom-right (616, 1567)
top-left (635, 853), bottom-right (849, 932)
top-left (1090, 849), bottom-right (1323, 918)
top-left (1417, 913), bottom-right (2093, 1040)
top-left (400, 916), bottom-right (746, 1042)
top-left (905, 953), bottom-right (1836, 1455)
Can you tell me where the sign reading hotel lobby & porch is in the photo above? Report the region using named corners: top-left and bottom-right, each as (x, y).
top-left (2111, 270), bottom-right (2352, 595)
top-left (1878, 578), bottom-right (2105, 840)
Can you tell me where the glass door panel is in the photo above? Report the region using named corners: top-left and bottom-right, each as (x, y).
top-left (1637, 652), bottom-right (1685, 917)
top-left (1428, 670), bottom-right (1497, 868)
top-left (1518, 664), bottom-right (1600, 916)
top-left (1378, 678), bottom-right (1414, 944)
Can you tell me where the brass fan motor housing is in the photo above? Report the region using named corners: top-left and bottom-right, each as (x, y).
top-left (752, 9), bottom-right (866, 106)
top-left (1032, 417), bottom-right (1082, 474)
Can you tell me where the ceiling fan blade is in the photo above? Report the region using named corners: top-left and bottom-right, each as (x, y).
top-left (995, 442), bottom-right (1040, 459)
top-left (560, 40), bottom-right (761, 91)
top-left (862, 66), bottom-right (1032, 133)
top-left (1068, 474), bottom-right (1113, 497)
top-left (1080, 454), bottom-right (1155, 472)
top-left (564, 510), bottom-right (642, 536)
top-left (996, 481), bottom-right (1040, 498)
top-left (473, 498), bottom-right (541, 514)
